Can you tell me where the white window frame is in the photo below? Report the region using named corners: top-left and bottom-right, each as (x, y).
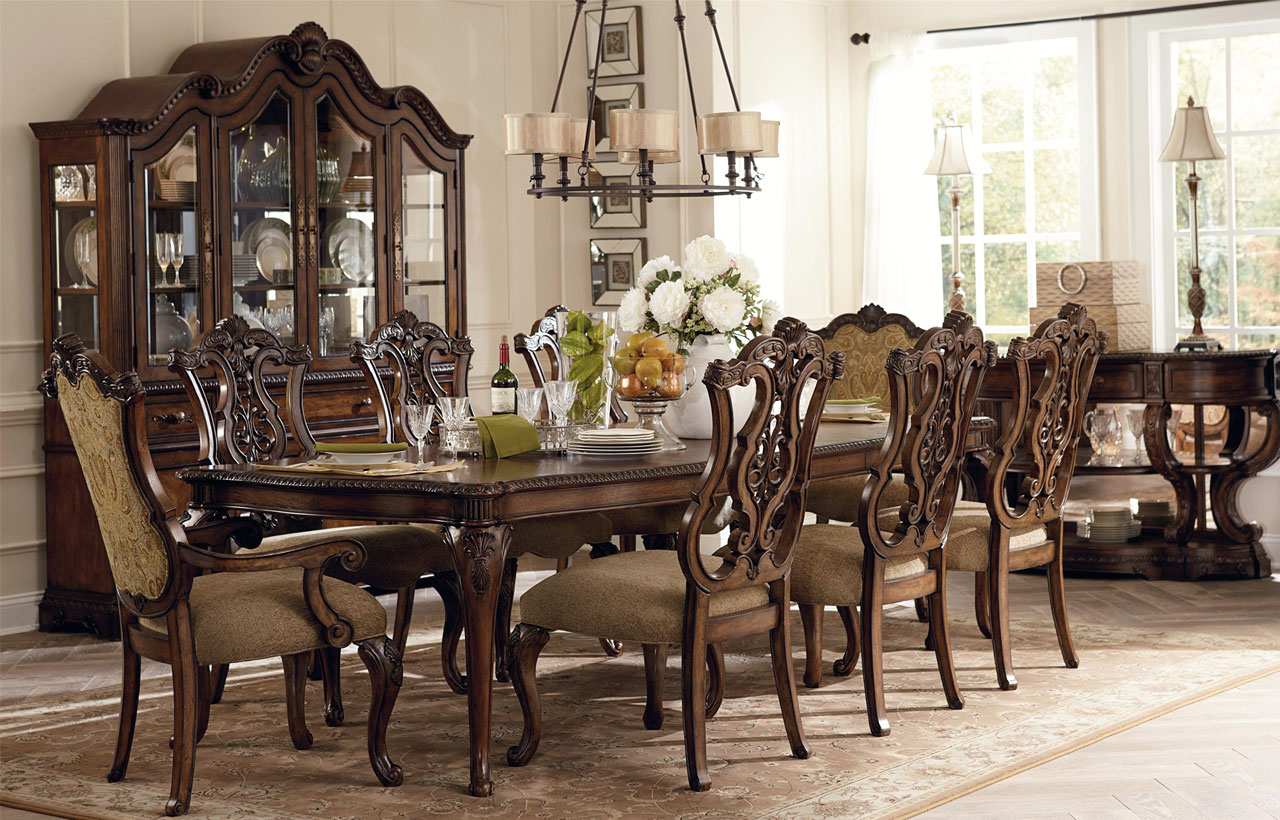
top-left (1128, 2), bottom-right (1280, 349)
top-left (926, 21), bottom-right (1101, 336)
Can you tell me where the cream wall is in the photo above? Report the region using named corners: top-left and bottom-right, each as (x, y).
top-left (0, 0), bottom-right (571, 633)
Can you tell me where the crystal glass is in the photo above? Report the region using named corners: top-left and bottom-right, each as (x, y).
top-left (1125, 406), bottom-right (1147, 464)
top-left (545, 379), bottom-right (578, 450)
top-left (73, 229), bottom-right (95, 289)
top-left (1084, 407), bottom-right (1119, 465)
top-left (168, 233), bottom-right (185, 287)
top-left (516, 386), bottom-right (544, 426)
top-left (155, 231), bottom-right (173, 287)
top-left (405, 402), bottom-right (435, 469)
top-left (437, 396), bottom-right (471, 459)
top-left (318, 306), bottom-right (336, 357)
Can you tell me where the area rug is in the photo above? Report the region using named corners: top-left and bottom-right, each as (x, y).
top-left (3, 607), bottom-right (1277, 820)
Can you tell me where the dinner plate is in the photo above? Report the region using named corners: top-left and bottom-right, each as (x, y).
top-left (326, 217), bottom-right (374, 283)
top-left (255, 234), bottom-right (291, 282)
top-left (240, 218), bottom-right (292, 282)
top-left (577, 429), bottom-right (655, 442)
top-left (163, 153), bottom-right (198, 183)
top-left (320, 451), bottom-right (401, 465)
top-left (825, 402), bottom-right (880, 416)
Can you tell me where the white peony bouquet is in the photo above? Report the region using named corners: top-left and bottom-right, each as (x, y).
top-left (617, 235), bottom-right (780, 353)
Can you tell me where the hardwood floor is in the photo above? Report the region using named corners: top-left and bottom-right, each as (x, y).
top-left (3, 560), bottom-right (1278, 819)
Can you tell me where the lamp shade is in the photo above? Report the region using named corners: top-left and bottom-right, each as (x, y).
top-left (1158, 97), bottom-right (1226, 162)
top-left (755, 120), bottom-right (780, 158)
top-left (618, 148), bottom-right (680, 164)
top-left (697, 111), bottom-right (764, 155)
top-left (548, 119), bottom-right (596, 160)
top-left (504, 112), bottom-right (574, 156)
top-left (924, 124), bottom-right (989, 176)
top-left (610, 108), bottom-right (679, 153)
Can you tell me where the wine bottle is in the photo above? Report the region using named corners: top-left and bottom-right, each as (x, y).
top-left (491, 335), bottom-right (518, 414)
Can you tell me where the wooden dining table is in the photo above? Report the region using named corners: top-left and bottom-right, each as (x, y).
top-left (179, 417), bottom-right (994, 796)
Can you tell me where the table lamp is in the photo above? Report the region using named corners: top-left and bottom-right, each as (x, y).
top-left (1159, 96), bottom-right (1226, 351)
top-left (925, 123), bottom-right (989, 312)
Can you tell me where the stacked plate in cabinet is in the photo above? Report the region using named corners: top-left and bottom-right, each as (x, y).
top-left (1081, 504), bottom-right (1141, 543)
top-left (567, 428), bottom-right (662, 458)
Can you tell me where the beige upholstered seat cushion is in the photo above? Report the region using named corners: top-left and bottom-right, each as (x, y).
top-left (806, 475), bottom-right (911, 524)
top-left (943, 501), bottom-right (1051, 572)
top-left (519, 550), bottom-right (770, 644)
top-left (603, 498), bottom-right (735, 537)
top-left (790, 524), bottom-right (930, 607)
top-left (139, 568), bottom-right (387, 665)
top-left (256, 525), bottom-right (452, 590)
top-left (511, 513), bottom-right (614, 560)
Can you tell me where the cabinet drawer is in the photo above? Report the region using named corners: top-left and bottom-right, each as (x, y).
top-left (1088, 364), bottom-right (1142, 401)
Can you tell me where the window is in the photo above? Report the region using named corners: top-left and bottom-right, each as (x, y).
top-left (1152, 21), bottom-right (1280, 350)
top-left (927, 23), bottom-right (1099, 343)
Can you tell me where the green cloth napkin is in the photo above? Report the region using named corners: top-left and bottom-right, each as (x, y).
top-left (474, 415), bottom-right (541, 458)
top-left (315, 441), bottom-right (408, 454)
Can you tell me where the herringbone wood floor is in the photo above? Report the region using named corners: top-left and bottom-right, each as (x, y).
top-left (3, 558), bottom-right (1278, 819)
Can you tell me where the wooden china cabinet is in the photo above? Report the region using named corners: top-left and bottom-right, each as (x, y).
top-left (31, 22), bottom-right (470, 638)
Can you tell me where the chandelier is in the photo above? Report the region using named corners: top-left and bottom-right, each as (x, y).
top-left (504, 0), bottom-right (778, 201)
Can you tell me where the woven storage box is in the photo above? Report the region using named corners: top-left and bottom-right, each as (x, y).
top-left (1030, 302), bottom-right (1151, 351)
top-left (1035, 260), bottom-right (1140, 306)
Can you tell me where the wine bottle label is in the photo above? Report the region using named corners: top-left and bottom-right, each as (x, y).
top-left (492, 387), bottom-right (516, 414)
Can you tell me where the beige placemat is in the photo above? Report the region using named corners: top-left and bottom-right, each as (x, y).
top-left (249, 459), bottom-right (462, 477)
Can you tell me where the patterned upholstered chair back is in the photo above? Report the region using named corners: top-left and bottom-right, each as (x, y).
top-left (860, 311), bottom-right (997, 559)
top-left (816, 304), bottom-right (925, 403)
top-left (43, 334), bottom-right (183, 617)
top-left (168, 316), bottom-right (314, 465)
top-left (985, 303), bottom-right (1107, 528)
top-left (681, 318), bottom-right (845, 592)
top-left (350, 310), bottom-right (474, 443)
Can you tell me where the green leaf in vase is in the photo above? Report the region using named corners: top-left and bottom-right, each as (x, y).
top-left (587, 320), bottom-right (614, 343)
top-left (567, 353), bottom-right (603, 384)
top-left (560, 330), bottom-right (592, 358)
top-left (566, 310), bottom-right (591, 334)
top-left (580, 380), bottom-right (606, 416)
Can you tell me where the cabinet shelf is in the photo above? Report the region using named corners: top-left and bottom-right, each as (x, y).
top-left (233, 201), bottom-right (292, 211)
top-left (148, 199), bottom-right (197, 209)
top-left (54, 287), bottom-right (99, 296)
top-left (233, 281), bottom-right (295, 292)
top-left (53, 200), bottom-right (96, 209)
top-left (319, 281), bottom-right (376, 290)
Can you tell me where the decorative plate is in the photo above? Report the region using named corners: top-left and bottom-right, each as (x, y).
top-left (326, 217), bottom-right (374, 283)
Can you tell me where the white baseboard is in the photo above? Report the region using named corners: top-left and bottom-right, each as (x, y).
top-left (0, 590), bottom-right (42, 637)
top-left (1262, 534), bottom-right (1280, 569)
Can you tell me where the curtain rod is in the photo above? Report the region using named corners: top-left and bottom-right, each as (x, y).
top-left (849, 0), bottom-right (1267, 42)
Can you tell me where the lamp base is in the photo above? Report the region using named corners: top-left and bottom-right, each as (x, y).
top-left (1174, 334), bottom-right (1222, 352)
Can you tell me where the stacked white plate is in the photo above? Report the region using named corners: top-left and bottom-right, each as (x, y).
top-left (568, 428), bottom-right (662, 458)
top-left (1083, 504), bottom-right (1141, 542)
top-left (1136, 499), bottom-right (1174, 526)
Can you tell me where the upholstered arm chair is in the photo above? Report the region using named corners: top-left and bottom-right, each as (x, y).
top-left (505, 318), bottom-right (845, 791)
top-left (44, 334), bottom-right (402, 817)
top-left (790, 311), bottom-right (997, 737)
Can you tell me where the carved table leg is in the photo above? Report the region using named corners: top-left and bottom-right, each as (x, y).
top-left (1144, 403), bottom-right (1197, 545)
top-left (446, 523), bottom-right (512, 798)
top-left (1211, 403), bottom-right (1280, 546)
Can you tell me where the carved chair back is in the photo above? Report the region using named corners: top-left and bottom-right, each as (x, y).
top-left (515, 305), bottom-right (627, 424)
top-left (816, 304), bottom-right (925, 403)
top-left (984, 303), bottom-right (1107, 529)
top-left (860, 311), bottom-right (997, 559)
top-left (168, 316), bottom-right (315, 465)
top-left (43, 334), bottom-right (187, 618)
top-left (679, 318), bottom-right (845, 593)
top-left (350, 310), bottom-right (474, 443)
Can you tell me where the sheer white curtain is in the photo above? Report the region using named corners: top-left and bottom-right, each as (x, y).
top-left (861, 32), bottom-right (943, 327)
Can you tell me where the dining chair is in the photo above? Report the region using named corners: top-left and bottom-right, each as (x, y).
top-left (352, 310), bottom-right (615, 685)
top-left (944, 303), bottom-right (1106, 690)
top-left (505, 318), bottom-right (844, 791)
top-left (44, 334), bottom-right (402, 817)
top-left (790, 310), bottom-right (997, 737)
top-left (169, 315), bottom-right (449, 724)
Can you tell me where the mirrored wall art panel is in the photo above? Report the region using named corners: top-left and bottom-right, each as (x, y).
top-left (51, 163), bottom-right (99, 348)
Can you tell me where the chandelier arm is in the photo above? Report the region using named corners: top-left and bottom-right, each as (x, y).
top-left (551, 0), bottom-right (588, 112)
top-left (582, 0), bottom-right (610, 167)
top-left (703, 1), bottom-right (740, 112)
top-left (674, 0), bottom-right (710, 183)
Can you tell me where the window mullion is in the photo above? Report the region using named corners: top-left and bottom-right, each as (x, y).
top-left (1023, 58), bottom-right (1036, 313)
top-left (1223, 37), bottom-right (1237, 348)
top-left (972, 62), bottom-right (986, 326)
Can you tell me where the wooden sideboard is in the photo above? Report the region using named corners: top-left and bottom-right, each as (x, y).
top-left (980, 349), bottom-right (1280, 580)
top-left (30, 22), bottom-right (470, 638)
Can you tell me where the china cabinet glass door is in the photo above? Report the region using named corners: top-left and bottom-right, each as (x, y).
top-left (399, 135), bottom-right (449, 329)
top-left (50, 162), bottom-right (100, 348)
top-left (142, 125), bottom-right (207, 366)
top-left (314, 95), bottom-right (379, 358)
top-left (227, 92), bottom-right (298, 344)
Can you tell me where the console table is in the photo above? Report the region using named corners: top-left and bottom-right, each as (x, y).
top-left (981, 349), bottom-right (1280, 580)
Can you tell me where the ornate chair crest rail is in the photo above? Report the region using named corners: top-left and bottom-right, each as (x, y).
top-left (816, 303), bottom-right (926, 403)
top-left (350, 310), bottom-right (474, 443)
top-left (515, 305), bottom-right (627, 424)
top-left (684, 318), bottom-right (845, 592)
top-left (168, 316), bottom-right (316, 465)
top-left (985, 303), bottom-right (1106, 529)
top-left (860, 310), bottom-right (998, 559)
